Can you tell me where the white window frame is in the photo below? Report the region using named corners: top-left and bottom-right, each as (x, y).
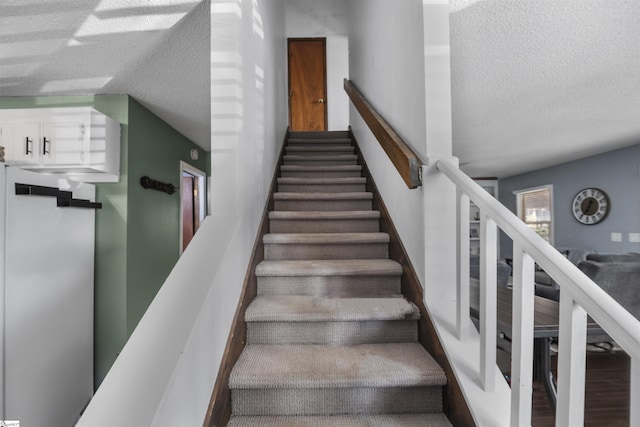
top-left (513, 184), bottom-right (555, 245)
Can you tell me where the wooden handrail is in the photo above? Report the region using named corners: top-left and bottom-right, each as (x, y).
top-left (344, 79), bottom-right (423, 189)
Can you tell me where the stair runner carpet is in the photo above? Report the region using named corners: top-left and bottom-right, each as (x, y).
top-left (228, 131), bottom-right (452, 426)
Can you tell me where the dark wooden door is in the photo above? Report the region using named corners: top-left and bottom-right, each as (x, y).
top-left (182, 175), bottom-right (195, 250)
top-left (288, 38), bottom-right (327, 131)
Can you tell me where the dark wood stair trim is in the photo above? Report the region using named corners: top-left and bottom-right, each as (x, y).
top-left (203, 129), bottom-right (289, 427)
top-left (350, 128), bottom-right (476, 427)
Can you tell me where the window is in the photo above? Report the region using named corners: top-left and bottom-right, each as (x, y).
top-left (515, 185), bottom-right (553, 244)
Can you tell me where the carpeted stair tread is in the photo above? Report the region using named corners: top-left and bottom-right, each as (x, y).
top-left (246, 296), bottom-right (418, 322)
top-left (229, 343), bottom-right (446, 389)
top-left (255, 259), bottom-right (402, 277)
top-left (269, 210), bottom-right (379, 220)
top-left (264, 232), bottom-right (389, 245)
top-left (280, 165), bottom-right (363, 178)
top-left (274, 192), bottom-right (372, 201)
top-left (227, 414), bottom-right (453, 426)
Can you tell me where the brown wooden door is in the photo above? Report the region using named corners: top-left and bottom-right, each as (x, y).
top-left (288, 38), bottom-right (327, 131)
top-left (182, 175), bottom-right (195, 250)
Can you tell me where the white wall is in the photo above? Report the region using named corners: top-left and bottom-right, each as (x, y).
top-left (151, 0), bottom-right (288, 424)
top-left (285, 0), bottom-right (349, 130)
top-left (76, 1), bottom-right (288, 425)
top-left (0, 166), bottom-right (5, 420)
top-left (346, 0), bottom-right (428, 283)
top-left (345, 4), bottom-right (510, 425)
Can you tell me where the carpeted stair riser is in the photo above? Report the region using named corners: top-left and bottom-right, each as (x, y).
top-left (263, 234), bottom-right (389, 260)
top-left (256, 275), bottom-right (400, 297)
top-left (269, 213), bottom-right (380, 233)
top-left (231, 387), bottom-right (443, 416)
top-left (287, 138), bottom-right (352, 146)
top-left (247, 320), bottom-right (418, 345)
top-left (288, 131), bottom-right (350, 139)
top-left (280, 165), bottom-right (362, 179)
top-left (277, 180), bottom-right (367, 193)
top-left (283, 154), bottom-right (358, 166)
top-left (255, 260), bottom-right (402, 296)
top-left (227, 414), bottom-right (454, 427)
top-left (274, 194), bottom-right (372, 211)
top-left (286, 146), bottom-right (354, 156)
top-left (264, 243), bottom-right (388, 260)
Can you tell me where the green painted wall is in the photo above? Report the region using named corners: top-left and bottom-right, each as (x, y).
top-left (0, 96), bottom-right (209, 388)
top-left (125, 98), bottom-right (208, 335)
top-left (92, 96), bottom-right (130, 386)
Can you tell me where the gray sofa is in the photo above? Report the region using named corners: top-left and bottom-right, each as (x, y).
top-left (578, 253), bottom-right (640, 320)
top-left (534, 247), bottom-right (593, 301)
top-left (470, 255), bottom-right (512, 287)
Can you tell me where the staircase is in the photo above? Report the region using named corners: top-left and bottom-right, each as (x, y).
top-left (227, 131), bottom-right (452, 426)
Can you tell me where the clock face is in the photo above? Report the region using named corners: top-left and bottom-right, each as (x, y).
top-left (572, 188), bottom-right (609, 225)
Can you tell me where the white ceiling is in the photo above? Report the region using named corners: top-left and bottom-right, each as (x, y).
top-left (450, 0), bottom-right (640, 178)
top-left (1, 0), bottom-right (639, 178)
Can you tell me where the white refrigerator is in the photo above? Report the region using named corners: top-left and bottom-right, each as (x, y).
top-left (0, 166), bottom-right (95, 427)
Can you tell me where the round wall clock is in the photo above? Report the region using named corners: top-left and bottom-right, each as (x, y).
top-left (572, 188), bottom-right (610, 225)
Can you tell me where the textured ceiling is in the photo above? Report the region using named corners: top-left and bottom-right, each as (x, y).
top-left (0, 0), bottom-right (209, 147)
top-left (1, 1), bottom-right (639, 176)
top-left (450, 0), bottom-right (640, 178)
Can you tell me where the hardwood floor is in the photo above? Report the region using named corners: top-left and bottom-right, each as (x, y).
top-left (531, 350), bottom-right (630, 426)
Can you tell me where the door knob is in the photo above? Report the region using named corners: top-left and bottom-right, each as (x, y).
top-left (317, 98), bottom-right (325, 104)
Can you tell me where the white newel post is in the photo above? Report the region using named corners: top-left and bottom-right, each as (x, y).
top-left (510, 242), bottom-right (535, 426)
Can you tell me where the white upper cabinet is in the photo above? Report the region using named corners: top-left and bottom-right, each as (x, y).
top-left (1, 121), bottom-right (42, 166)
top-left (0, 107), bottom-right (121, 182)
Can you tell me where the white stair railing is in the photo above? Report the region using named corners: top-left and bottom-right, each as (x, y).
top-left (437, 157), bottom-right (640, 426)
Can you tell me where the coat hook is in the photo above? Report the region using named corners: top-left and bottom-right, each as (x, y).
top-left (140, 176), bottom-right (176, 195)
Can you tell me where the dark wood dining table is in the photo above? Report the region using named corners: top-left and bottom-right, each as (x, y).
top-left (469, 283), bottom-right (606, 409)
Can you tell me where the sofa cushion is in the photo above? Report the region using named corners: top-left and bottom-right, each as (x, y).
top-left (556, 247), bottom-right (593, 266)
top-left (578, 260), bottom-right (640, 320)
top-left (534, 247), bottom-right (594, 288)
top-left (469, 255), bottom-right (512, 288)
top-left (586, 252), bottom-right (640, 263)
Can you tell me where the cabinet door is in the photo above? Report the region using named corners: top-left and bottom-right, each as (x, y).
top-left (41, 121), bottom-right (87, 166)
top-left (0, 122), bottom-right (41, 165)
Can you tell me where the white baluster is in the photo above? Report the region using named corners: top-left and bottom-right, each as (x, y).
top-left (556, 293), bottom-right (587, 427)
top-left (631, 356), bottom-right (640, 426)
top-left (510, 242), bottom-right (535, 426)
top-left (480, 212), bottom-right (497, 391)
top-left (457, 190), bottom-right (470, 339)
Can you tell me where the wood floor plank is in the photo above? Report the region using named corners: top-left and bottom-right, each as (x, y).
top-left (531, 351), bottom-right (630, 426)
